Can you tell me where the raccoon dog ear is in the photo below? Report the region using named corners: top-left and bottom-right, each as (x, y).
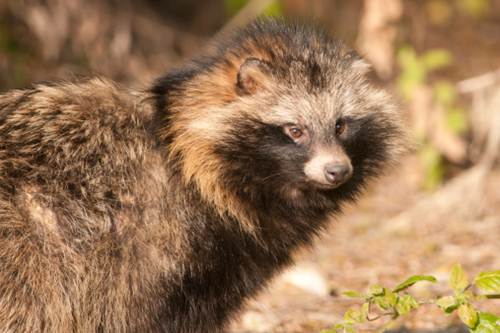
top-left (236, 58), bottom-right (272, 95)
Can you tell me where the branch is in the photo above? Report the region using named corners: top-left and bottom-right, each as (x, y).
top-left (457, 68), bottom-right (500, 93)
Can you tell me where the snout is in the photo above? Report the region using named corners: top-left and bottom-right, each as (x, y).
top-left (303, 148), bottom-right (353, 189)
top-left (324, 162), bottom-right (353, 186)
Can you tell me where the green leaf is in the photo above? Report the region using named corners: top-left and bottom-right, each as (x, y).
top-left (224, 0), bottom-right (248, 16)
top-left (470, 312), bottom-right (500, 333)
top-left (360, 302), bottom-right (369, 319)
top-left (420, 144), bottom-right (445, 191)
top-left (344, 325), bottom-right (356, 333)
top-left (343, 290), bottom-right (364, 298)
top-left (457, 0), bottom-right (490, 18)
top-left (434, 81), bottom-right (457, 107)
top-left (369, 285), bottom-right (385, 297)
top-left (344, 306), bottom-right (366, 324)
top-left (474, 270), bottom-right (500, 294)
top-left (446, 107), bottom-right (468, 134)
top-left (393, 275), bottom-right (437, 293)
top-left (397, 46), bottom-right (426, 99)
top-left (397, 46), bottom-right (418, 69)
top-left (422, 49), bottom-right (453, 71)
top-left (263, 1), bottom-right (282, 17)
top-left (395, 295), bottom-right (419, 315)
top-left (451, 264), bottom-right (469, 292)
top-left (458, 303), bottom-right (479, 329)
top-left (436, 296), bottom-right (459, 314)
top-left (374, 291), bottom-right (398, 311)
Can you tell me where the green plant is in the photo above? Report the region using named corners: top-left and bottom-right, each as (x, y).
top-left (397, 46), bottom-right (453, 100)
top-left (457, 0), bottom-right (491, 18)
top-left (224, 0), bottom-right (282, 17)
top-left (322, 265), bottom-right (500, 333)
top-left (397, 46), bottom-right (468, 190)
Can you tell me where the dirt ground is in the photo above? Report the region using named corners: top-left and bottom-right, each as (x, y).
top-left (230, 156), bottom-right (500, 333)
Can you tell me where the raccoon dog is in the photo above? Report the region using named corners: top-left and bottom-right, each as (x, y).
top-left (0, 19), bottom-right (405, 332)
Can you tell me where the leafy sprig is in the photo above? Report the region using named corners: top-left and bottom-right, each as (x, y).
top-left (322, 265), bottom-right (500, 333)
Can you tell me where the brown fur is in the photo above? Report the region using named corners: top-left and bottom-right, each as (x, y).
top-left (0, 20), bottom-right (406, 332)
top-left (0, 79), bottom-right (186, 332)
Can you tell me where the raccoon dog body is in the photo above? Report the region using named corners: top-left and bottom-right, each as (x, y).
top-left (0, 20), bottom-right (405, 332)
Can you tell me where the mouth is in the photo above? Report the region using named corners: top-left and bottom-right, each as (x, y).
top-left (305, 179), bottom-right (345, 191)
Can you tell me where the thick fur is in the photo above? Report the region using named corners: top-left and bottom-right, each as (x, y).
top-left (0, 20), bottom-right (406, 332)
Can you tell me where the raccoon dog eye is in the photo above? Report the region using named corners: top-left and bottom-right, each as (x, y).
top-left (335, 118), bottom-right (347, 136)
top-left (284, 125), bottom-right (307, 143)
top-left (289, 127), bottom-right (303, 139)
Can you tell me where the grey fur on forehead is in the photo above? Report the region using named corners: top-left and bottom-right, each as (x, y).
top-left (218, 19), bottom-right (385, 131)
top-left (225, 19), bottom-right (366, 68)
top-left (232, 19), bottom-right (370, 90)
top-left (236, 19), bottom-right (345, 54)
top-left (259, 71), bottom-right (392, 139)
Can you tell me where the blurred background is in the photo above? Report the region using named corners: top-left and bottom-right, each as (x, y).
top-left (1, 0), bottom-right (499, 332)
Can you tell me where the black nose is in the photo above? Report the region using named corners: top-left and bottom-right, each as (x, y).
top-left (324, 163), bottom-right (352, 185)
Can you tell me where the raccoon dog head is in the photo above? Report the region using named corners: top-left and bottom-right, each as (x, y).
top-left (154, 19), bottom-right (406, 222)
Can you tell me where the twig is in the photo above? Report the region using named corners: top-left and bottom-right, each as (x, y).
top-left (457, 68), bottom-right (500, 93)
top-left (366, 301), bottom-right (398, 322)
